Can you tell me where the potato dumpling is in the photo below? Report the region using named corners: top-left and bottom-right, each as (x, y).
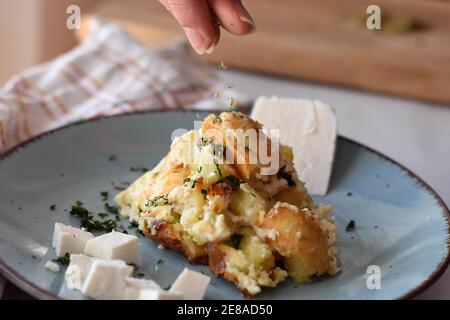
top-left (208, 227), bottom-right (287, 296)
top-left (272, 182), bottom-right (311, 210)
top-left (229, 183), bottom-right (269, 225)
top-left (116, 111), bottom-right (339, 296)
top-left (142, 208), bottom-right (207, 263)
top-left (259, 202), bottom-right (332, 283)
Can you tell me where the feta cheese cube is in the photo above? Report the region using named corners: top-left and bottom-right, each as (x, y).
top-left (139, 288), bottom-right (182, 300)
top-left (52, 222), bottom-right (94, 257)
top-left (45, 261), bottom-right (60, 273)
top-left (84, 231), bottom-right (139, 264)
top-left (81, 259), bottom-right (130, 300)
top-left (66, 254), bottom-right (133, 290)
top-left (170, 268), bottom-right (210, 300)
top-left (252, 97), bottom-right (337, 195)
top-left (124, 277), bottom-right (161, 300)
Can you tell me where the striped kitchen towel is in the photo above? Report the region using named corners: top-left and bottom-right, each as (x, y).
top-left (0, 18), bottom-right (249, 155)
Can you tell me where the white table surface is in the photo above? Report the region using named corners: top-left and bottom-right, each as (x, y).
top-left (220, 69), bottom-right (450, 299)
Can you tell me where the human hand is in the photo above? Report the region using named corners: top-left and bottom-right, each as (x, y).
top-left (158, 0), bottom-right (256, 54)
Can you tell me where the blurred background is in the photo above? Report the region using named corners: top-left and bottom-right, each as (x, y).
top-left (1, 0), bottom-right (449, 104)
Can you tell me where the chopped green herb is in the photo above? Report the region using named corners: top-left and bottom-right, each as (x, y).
top-left (225, 234), bottom-right (243, 249)
top-left (100, 191), bottom-right (109, 201)
top-left (222, 175), bottom-right (242, 191)
top-left (213, 159), bottom-right (222, 177)
top-left (345, 220), bottom-right (356, 232)
top-left (157, 258), bottom-right (164, 265)
top-left (128, 220), bottom-right (139, 229)
top-left (105, 203), bottom-right (119, 215)
top-left (201, 189), bottom-right (208, 199)
top-left (109, 155), bottom-right (117, 161)
top-left (98, 212), bottom-right (109, 219)
top-left (197, 166), bottom-right (202, 174)
top-left (50, 204), bottom-right (56, 211)
top-left (277, 166), bottom-right (296, 187)
top-left (197, 137), bottom-right (211, 148)
top-left (53, 253), bottom-right (70, 265)
top-left (148, 195), bottom-right (169, 207)
top-left (137, 272), bottom-right (145, 278)
top-left (69, 201), bottom-right (117, 232)
top-left (127, 220), bottom-right (143, 236)
top-left (130, 166), bottom-right (150, 173)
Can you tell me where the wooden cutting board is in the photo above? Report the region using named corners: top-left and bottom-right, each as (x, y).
top-left (78, 0), bottom-right (450, 104)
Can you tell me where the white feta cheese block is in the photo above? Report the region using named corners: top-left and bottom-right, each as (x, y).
top-left (45, 261), bottom-right (60, 273)
top-left (252, 96), bottom-right (337, 195)
top-left (124, 277), bottom-right (162, 300)
top-left (84, 230), bottom-right (139, 264)
top-left (81, 259), bottom-right (131, 300)
top-left (52, 222), bottom-right (94, 257)
top-left (65, 254), bottom-right (133, 290)
top-left (170, 268), bottom-right (210, 300)
top-left (139, 288), bottom-right (183, 300)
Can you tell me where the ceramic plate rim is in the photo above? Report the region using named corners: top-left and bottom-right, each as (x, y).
top-left (0, 109), bottom-right (449, 300)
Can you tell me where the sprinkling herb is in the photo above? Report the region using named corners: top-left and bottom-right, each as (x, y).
top-left (148, 195), bottom-right (169, 207)
top-left (105, 203), bottom-right (119, 215)
top-left (128, 220), bottom-right (139, 229)
top-left (137, 272), bottom-right (145, 278)
top-left (197, 166), bottom-right (202, 174)
top-left (130, 166), bottom-right (150, 173)
top-left (127, 220), bottom-right (143, 236)
top-left (197, 137), bottom-right (211, 148)
top-left (100, 191), bottom-right (109, 201)
top-left (109, 155), bottom-right (117, 161)
top-left (216, 175), bottom-right (242, 191)
top-left (345, 220), bottom-right (356, 232)
top-left (230, 97), bottom-right (238, 108)
top-left (53, 253), bottom-right (70, 266)
top-left (226, 234), bottom-right (243, 249)
top-left (153, 171), bottom-right (159, 177)
top-left (201, 189), bottom-right (208, 199)
top-left (98, 212), bottom-right (109, 219)
top-left (50, 204), bottom-right (56, 211)
top-left (213, 159), bottom-right (222, 177)
top-left (277, 166), bottom-right (296, 187)
top-left (69, 201), bottom-right (117, 232)
top-left (157, 258), bottom-right (164, 265)
top-left (219, 61), bottom-right (227, 69)
top-left (111, 181), bottom-right (129, 191)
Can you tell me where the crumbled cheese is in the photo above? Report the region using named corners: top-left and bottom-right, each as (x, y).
top-left (85, 230), bottom-right (139, 264)
top-left (66, 254), bottom-right (133, 290)
top-left (124, 277), bottom-right (161, 300)
top-left (81, 259), bottom-right (131, 300)
top-left (139, 288), bottom-right (183, 300)
top-left (45, 261), bottom-right (60, 273)
top-left (252, 97), bottom-right (337, 195)
top-left (52, 222), bottom-right (94, 257)
top-left (170, 268), bottom-right (210, 300)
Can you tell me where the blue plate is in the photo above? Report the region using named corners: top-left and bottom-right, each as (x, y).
top-left (0, 111), bottom-right (448, 300)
